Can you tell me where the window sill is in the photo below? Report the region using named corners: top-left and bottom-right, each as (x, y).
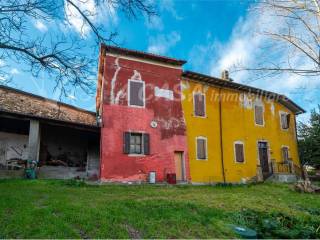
top-left (193, 115), bottom-right (207, 118)
top-left (128, 104), bottom-right (145, 109)
top-left (128, 154), bottom-right (146, 157)
top-left (196, 158), bottom-right (208, 161)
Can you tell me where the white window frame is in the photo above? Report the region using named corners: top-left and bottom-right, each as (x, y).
top-left (196, 136), bottom-right (208, 160)
top-left (128, 79), bottom-right (146, 108)
top-left (193, 92), bottom-right (206, 118)
top-left (254, 104), bottom-right (265, 127)
top-left (279, 111), bottom-right (289, 131)
top-left (234, 141), bottom-right (245, 164)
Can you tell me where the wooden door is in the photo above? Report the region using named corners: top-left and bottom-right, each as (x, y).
top-left (258, 142), bottom-right (270, 179)
top-left (174, 152), bottom-right (185, 181)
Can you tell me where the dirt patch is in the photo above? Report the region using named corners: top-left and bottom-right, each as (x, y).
top-left (125, 223), bottom-right (142, 239)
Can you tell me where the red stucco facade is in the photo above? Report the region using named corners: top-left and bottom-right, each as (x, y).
top-left (98, 47), bottom-right (190, 182)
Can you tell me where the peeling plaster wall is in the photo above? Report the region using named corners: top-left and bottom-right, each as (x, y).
top-left (0, 132), bottom-right (29, 166)
top-left (100, 55), bottom-right (189, 182)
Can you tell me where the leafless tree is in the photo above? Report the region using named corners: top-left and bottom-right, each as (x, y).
top-left (0, 0), bottom-right (156, 95)
top-left (238, 0), bottom-right (320, 79)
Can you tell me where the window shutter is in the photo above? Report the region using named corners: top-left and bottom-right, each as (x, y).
top-left (286, 114), bottom-right (290, 129)
top-left (123, 132), bottom-right (130, 154)
top-left (197, 138), bottom-right (206, 159)
top-left (281, 113), bottom-right (289, 129)
top-left (143, 133), bottom-right (150, 155)
top-left (255, 106), bottom-right (263, 125)
top-left (194, 94), bottom-right (205, 117)
top-left (235, 144), bottom-right (244, 163)
top-left (129, 81), bottom-right (144, 106)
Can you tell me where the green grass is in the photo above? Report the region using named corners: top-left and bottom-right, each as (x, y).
top-left (0, 180), bottom-right (319, 239)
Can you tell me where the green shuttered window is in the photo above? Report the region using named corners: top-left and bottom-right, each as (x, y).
top-left (123, 132), bottom-right (150, 155)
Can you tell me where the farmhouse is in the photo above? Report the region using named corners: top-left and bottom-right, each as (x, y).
top-left (0, 44), bottom-right (305, 183)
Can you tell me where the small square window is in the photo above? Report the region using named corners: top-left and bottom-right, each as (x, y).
top-left (123, 132), bottom-right (150, 155)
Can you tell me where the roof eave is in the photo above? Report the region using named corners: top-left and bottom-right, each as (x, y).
top-left (182, 70), bottom-right (306, 115)
top-left (102, 44), bottom-right (187, 66)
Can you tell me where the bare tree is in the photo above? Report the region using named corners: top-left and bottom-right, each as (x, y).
top-left (238, 0), bottom-right (320, 79)
top-left (0, 0), bottom-right (156, 95)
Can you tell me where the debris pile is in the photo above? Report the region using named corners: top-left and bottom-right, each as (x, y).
top-left (294, 180), bottom-right (320, 193)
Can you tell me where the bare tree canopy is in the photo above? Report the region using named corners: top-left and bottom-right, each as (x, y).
top-left (240, 0), bottom-right (320, 78)
top-left (0, 0), bottom-right (156, 95)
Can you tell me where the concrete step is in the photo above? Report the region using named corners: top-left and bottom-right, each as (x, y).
top-left (266, 173), bottom-right (298, 183)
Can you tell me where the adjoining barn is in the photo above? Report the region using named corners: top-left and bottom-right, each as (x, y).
top-left (0, 86), bottom-right (100, 180)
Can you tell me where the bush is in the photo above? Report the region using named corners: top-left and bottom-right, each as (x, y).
top-left (230, 209), bottom-right (319, 239)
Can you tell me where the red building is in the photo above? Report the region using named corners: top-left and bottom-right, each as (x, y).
top-left (96, 45), bottom-right (190, 182)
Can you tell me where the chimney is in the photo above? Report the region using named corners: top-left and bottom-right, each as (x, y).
top-left (221, 70), bottom-right (233, 82)
top-left (221, 70), bottom-right (229, 80)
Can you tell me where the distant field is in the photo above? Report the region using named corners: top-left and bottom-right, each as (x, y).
top-left (0, 180), bottom-right (319, 239)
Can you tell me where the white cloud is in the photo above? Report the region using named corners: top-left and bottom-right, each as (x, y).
top-left (67, 94), bottom-right (77, 100)
top-left (145, 0), bottom-right (182, 30)
top-left (160, 0), bottom-right (183, 20)
top-left (0, 60), bottom-right (5, 67)
top-left (188, 2), bottom-right (320, 118)
top-left (10, 68), bottom-right (20, 75)
top-left (34, 20), bottom-right (48, 32)
top-left (148, 31), bottom-right (181, 55)
top-left (145, 15), bottom-right (163, 30)
top-left (64, 0), bottom-right (117, 37)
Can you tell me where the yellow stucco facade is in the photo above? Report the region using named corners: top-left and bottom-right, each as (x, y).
top-left (182, 78), bottom-right (301, 183)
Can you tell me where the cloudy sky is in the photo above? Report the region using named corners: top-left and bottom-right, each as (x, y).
top-left (3, 0), bottom-right (319, 122)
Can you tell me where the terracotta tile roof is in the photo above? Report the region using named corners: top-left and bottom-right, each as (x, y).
top-left (182, 71), bottom-right (305, 115)
top-left (102, 44), bottom-right (187, 66)
top-left (0, 85), bottom-right (98, 127)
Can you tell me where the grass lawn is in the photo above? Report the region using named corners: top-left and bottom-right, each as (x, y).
top-left (0, 180), bottom-right (319, 239)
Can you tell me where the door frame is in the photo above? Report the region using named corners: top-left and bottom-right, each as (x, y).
top-left (174, 151), bottom-right (186, 182)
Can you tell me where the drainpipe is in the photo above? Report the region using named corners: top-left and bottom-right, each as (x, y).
top-left (218, 88), bottom-right (226, 183)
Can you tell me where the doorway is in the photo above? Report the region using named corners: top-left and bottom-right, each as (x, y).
top-left (174, 151), bottom-right (185, 182)
top-left (258, 141), bottom-right (270, 179)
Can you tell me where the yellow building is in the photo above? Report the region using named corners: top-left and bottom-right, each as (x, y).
top-left (181, 71), bottom-right (305, 183)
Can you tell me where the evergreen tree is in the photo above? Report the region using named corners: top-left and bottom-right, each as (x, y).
top-left (298, 106), bottom-right (320, 168)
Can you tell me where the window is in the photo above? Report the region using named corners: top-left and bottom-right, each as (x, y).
top-left (281, 146), bottom-right (289, 162)
top-left (254, 105), bottom-right (264, 125)
top-left (128, 80), bottom-right (145, 107)
top-left (196, 137), bottom-right (207, 160)
top-left (123, 132), bottom-right (150, 155)
top-left (234, 141), bottom-right (245, 163)
top-left (280, 112), bottom-right (290, 129)
top-left (193, 93), bottom-right (206, 117)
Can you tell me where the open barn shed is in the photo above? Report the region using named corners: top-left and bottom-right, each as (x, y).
top-left (0, 85), bottom-right (100, 180)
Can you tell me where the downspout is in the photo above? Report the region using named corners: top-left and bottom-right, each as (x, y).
top-left (218, 88), bottom-right (226, 183)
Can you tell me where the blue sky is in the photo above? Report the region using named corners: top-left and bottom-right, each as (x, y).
top-left (2, 0), bottom-right (319, 122)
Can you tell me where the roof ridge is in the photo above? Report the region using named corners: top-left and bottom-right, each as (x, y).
top-left (0, 84), bottom-right (96, 116)
top-left (102, 44), bottom-right (187, 66)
